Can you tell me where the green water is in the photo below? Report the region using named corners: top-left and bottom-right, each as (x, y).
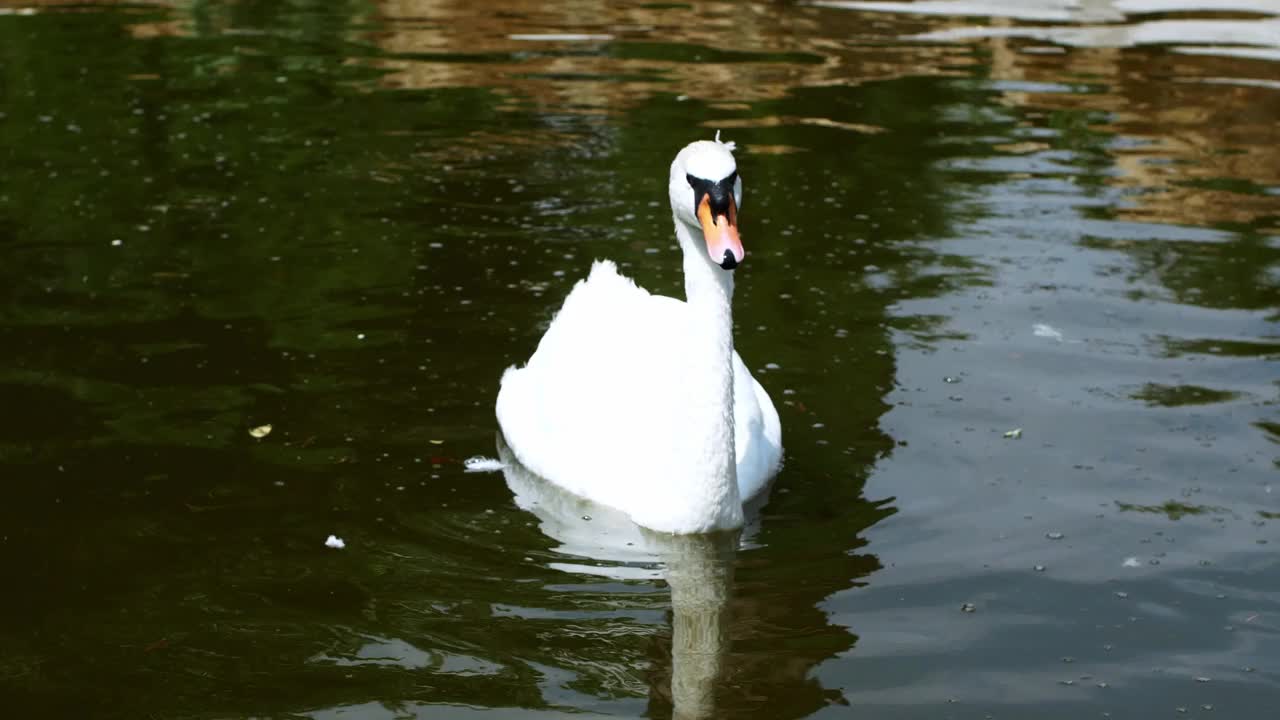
top-left (1, 2), bottom-right (1277, 718)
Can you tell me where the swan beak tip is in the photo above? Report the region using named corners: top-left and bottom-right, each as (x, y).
top-left (697, 196), bottom-right (744, 271)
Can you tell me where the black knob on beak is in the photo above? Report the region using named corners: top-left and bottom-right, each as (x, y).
top-left (720, 250), bottom-right (738, 270)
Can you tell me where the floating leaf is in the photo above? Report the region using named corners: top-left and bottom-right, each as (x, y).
top-left (249, 424), bottom-right (273, 439)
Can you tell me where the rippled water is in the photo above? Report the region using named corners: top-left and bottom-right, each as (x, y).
top-left (1, 1), bottom-right (1277, 718)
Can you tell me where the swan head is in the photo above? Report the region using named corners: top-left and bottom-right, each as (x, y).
top-left (669, 134), bottom-right (744, 271)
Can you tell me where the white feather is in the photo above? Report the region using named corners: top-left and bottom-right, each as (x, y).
top-left (463, 456), bottom-right (506, 473)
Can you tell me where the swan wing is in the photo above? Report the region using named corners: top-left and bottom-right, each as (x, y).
top-left (497, 260), bottom-right (688, 513)
top-left (731, 352), bottom-right (782, 500)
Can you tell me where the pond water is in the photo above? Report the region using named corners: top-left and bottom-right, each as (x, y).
top-left (1, 1), bottom-right (1277, 718)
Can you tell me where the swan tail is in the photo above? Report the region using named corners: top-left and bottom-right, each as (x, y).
top-left (540, 261), bottom-right (647, 346)
top-left (584, 259), bottom-right (641, 294)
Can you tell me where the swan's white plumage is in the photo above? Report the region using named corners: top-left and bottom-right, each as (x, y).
top-left (495, 139), bottom-right (781, 534)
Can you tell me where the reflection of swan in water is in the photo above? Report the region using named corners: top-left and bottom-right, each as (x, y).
top-left (660, 531), bottom-right (736, 720)
top-left (496, 438), bottom-right (752, 719)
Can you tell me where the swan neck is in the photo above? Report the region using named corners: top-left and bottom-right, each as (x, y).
top-left (679, 224), bottom-right (736, 310)
top-left (674, 217), bottom-right (739, 517)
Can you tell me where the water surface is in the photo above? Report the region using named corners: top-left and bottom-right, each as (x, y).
top-left (1, 1), bottom-right (1277, 718)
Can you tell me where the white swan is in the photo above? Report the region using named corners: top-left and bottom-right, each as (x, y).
top-left (495, 136), bottom-right (782, 534)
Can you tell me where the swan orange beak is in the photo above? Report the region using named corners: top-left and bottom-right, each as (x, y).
top-left (697, 194), bottom-right (743, 270)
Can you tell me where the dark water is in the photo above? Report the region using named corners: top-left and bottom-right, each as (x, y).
top-left (1, 1), bottom-right (1277, 718)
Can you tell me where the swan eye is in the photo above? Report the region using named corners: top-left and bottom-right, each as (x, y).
top-left (686, 172), bottom-right (737, 191)
top-left (687, 172), bottom-right (736, 216)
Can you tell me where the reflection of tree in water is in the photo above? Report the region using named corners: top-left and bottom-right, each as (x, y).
top-left (0, 5), bottom-right (552, 716)
top-left (974, 19), bottom-right (1280, 309)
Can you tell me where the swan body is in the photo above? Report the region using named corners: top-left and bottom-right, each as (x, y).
top-left (496, 138), bottom-right (782, 534)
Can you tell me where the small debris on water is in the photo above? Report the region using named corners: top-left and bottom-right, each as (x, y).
top-left (249, 424), bottom-right (273, 439)
top-left (325, 535), bottom-right (345, 549)
top-left (943, 376), bottom-right (961, 384)
top-left (1194, 676), bottom-right (1211, 683)
top-left (1003, 428), bottom-right (1022, 439)
top-left (1123, 557), bottom-right (1141, 567)
top-left (961, 602), bottom-right (976, 613)
top-left (1115, 591), bottom-right (1129, 599)
top-left (1046, 531), bottom-right (1064, 540)
top-left (1033, 323), bottom-right (1064, 341)
top-left (581, 515), bottom-right (591, 521)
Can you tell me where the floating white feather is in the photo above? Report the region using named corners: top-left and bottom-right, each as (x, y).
top-left (464, 456), bottom-right (506, 473)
